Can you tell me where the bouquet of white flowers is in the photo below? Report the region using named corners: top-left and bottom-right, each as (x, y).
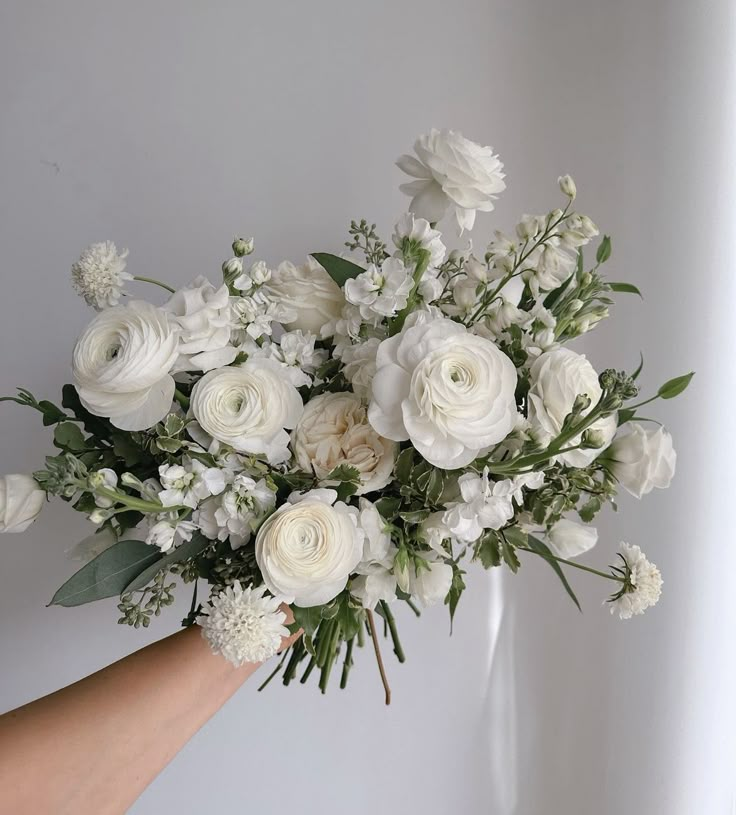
top-left (0, 130), bottom-right (691, 702)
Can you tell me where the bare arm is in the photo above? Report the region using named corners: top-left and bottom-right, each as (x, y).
top-left (0, 621), bottom-right (300, 815)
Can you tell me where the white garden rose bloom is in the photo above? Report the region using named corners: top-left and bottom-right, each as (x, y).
top-left (368, 316), bottom-right (517, 469)
top-left (190, 359), bottom-right (303, 464)
top-left (547, 518), bottom-right (598, 558)
top-left (163, 276), bottom-right (237, 371)
top-left (0, 474), bottom-right (45, 533)
top-left (397, 129), bottom-right (506, 232)
top-left (72, 300), bottom-right (179, 431)
top-left (606, 423), bottom-right (676, 499)
top-left (527, 347), bottom-right (616, 468)
top-left (254, 489), bottom-right (363, 607)
top-left (266, 257), bottom-right (345, 335)
top-left (293, 392), bottom-right (397, 494)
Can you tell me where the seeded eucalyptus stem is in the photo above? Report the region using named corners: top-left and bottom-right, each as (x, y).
top-left (132, 275), bottom-right (176, 293)
top-left (379, 601), bottom-right (406, 663)
top-left (366, 609), bottom-right (392, 705)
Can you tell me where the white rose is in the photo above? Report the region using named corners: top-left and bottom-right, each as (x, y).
top-left (547, 518), bottom-right (598, 558)
top-left (266, 257), bottom-right (345, 335)
top-left (72, 300), bottom-right (179, 431)
top-left (293, 392), bottom-right (397, 495)
top-left (397, 129), bottom-right (506, 232)
top-left (0, 474), bottom-right (45, 533)
top-left (606, 422), bottom-right (676, 499)
top-left (255, 489), bottom-right (363, 607)
top-left (368, 316), bottom-right (517, 469)
top-left (527, 347), bottom-right (616, 468)
top-left (190, 359), bottom-right (303, 463)
top-left (163, 276), bottom-right (237, 371)
top-left (409, 556), bottom-right (453, 608)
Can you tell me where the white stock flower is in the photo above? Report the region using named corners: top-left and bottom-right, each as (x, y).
top-left (524, 241), bottom-right (577, 296)
top-left (255, 489), bottom-right (364, 607)
top-left (146, 518), bottom-right (197, 552)
top-left (527, 347), bottom-right (616, 467)
top-left (158, 459), bottom-right (226, 510)
top-left (351, 499), bottom-right (398, 609)
top-left (91, 468), bottom-right (118, 508)
top-left (72, 301), bottom-right (179, 431)
top-left (610, 542), bottom-right (662, 620)
top-left (344, 258), bottom-right (413, 321)
top-left (368, 316), bottom-right (517, 469)
top-left (443, 470), bottom-right (515, 543)
top-left (196, 474), bottom-right (276, 549)
top-left (163, 277), bottom-right (236, 371)
top-left (199, 582), bottom-right (289, 666)
top-left (547, 518), bottom-right (598, 558)
top-left (231, 289), bottom-right (295, 341)
top-left (341, 337), bottom-right (381, 399)
top-left (266, 258), bottom-right (345, 335)
top-left (293, 392), bottom-right (397, 494)
top-left (607, 423), bottom-right (676, 499)
top-left (409, 555), bottom-right (453, 608)
top-left (392, 213), bottom-right (446, 268)
top-left (190, 359), bottom-right (303, 463)
top-left (0, 474), bottom-right (45, 533)
top-left (397, 129), bottom-right (506, 232)
top-left (71, 241), bottom-right (132, 310)
top-left (558, 174), bottom-right (577, 199)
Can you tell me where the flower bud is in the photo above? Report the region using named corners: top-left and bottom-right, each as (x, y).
top-left (558, 174), bottom-right (577, 199)
top-left (516, 214), bottom-right (539, 241)
top-left (88, 508), bottom-right (112, 525)
top-left (232, 237), bottom-right (255, 257)
top-left (222, 257), bottom-right (243, 279)
top-left (582, 428), bottom-right (607, 448)
top-left (568, 299), bottom-right (584, 314)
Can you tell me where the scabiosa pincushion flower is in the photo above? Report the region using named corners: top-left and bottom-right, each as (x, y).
top-left (199, 582), bottom-right (289, 666)
top-left (609, 542), bottom-right (663, 620)
top-left (71, 241), bottom-right (132, 310)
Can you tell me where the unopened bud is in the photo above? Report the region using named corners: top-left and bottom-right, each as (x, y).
top-left (558, 174), bottom-right (577, 199)
top-left (222, 257), bottom-right (243, 279)
top-left (232, 237), bottom-right (254, 257)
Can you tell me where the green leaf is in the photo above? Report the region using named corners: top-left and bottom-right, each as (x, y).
top-left (425, 469), bottom-right (444, 505)
top-left (62, 384), bottom-right (114, 438)
top-left (124, 533), bottom-right (210, 593)
top-left (578, 496), bottom-right (602, 523)
top-left (444, 565), bottom-right (466, 632)
top-left (596, 235), bottom-right (612, 263)
top-left (310, 253), bottom-right (365, 286)
top-left (50, 540), bottom-right (160, 607)
top-left (609, 281), bottom-right (642, 297)
top-left (617, 407), bottom-right (636, 426)
top-left (38, 400), bottom-right (67, 426)
top-left (500, 533), bottom-right (520, 573)
top-left (394, 448), bottom-right (414, 484)
top-left (325, 464), bottom-right (361, 483)
top-left (474, 532), bottom-right (501, 569)
top-left (336, 594), bottom-right (362, 640)
top-left (657, 371), bottom-right (694, 399)
top-left (374, 496), bottom-right (401, 521)
top-left (526, 534), bottom-right (582, 611)
top-left (632, 352), bottom-right (644, 381)
top-left (112, 432), bottom-right (146, 465)
top-left (53, 421), bottom-right (87, 451)
top-left (291, 605), bottom-right (324, 636)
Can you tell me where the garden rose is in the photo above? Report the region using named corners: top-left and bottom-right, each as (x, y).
top-left (72, 300), bottom-right (179, 431)
top-left (292, 392), bottom-right (397, 495)
top-left (0, 474), bottom-right (45, 533)
top-left (527, 347), bottom-right (616, 468)
top-left (397, 129), bottom-right (506, 231)
top-left (190, 359), bottom-right (303, 463)
top-left (255, 489), bottom-right (363, 607)
top-left (266, 257), bottom-right (345, 335)
top-left (606, 423), bottom-right (676, 499)
top-left (368, 316), bottom-right (517, 469)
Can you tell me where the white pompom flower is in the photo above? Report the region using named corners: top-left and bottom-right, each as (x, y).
top-left (609, 542), bottom-right (663, 620)
top-left (71, 241), bottom-right (132, 310)
top-left (199, 582), bottom-right (289, 666)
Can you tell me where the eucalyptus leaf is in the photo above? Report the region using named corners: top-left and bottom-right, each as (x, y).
top-left (310, 253), bottom-right (365, 286)
top-left (53, 422), bottom-right (86, 451)
top-left (124, 533), bottom-right (210, 593)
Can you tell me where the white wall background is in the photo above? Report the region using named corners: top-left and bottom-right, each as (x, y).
top-left (1, 1), bottom-right (734, 813)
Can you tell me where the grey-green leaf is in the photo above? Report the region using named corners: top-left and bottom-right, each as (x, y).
top-left (609, 281), bottom-right (642, 297)
top-left (596, 235), bottom-right (612, 263)
top-left (50, 540), bottom-right (160, 607)
top-left (124, 533), bottom-right (209, 593)
top-left (657, 371), bottom-right (694, 399)
top-left (310, 253), bottom-right (365, 286)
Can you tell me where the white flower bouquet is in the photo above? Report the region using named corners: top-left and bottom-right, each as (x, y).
top-left (1, 130), bottom-right (691, 702)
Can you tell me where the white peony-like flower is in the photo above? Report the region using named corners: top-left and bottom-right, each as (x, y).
top-left (0, 474), bottom-right (45, 533)
top-left (397, 129), bottom-right (506, 232)
top-left (189, 359), bottom-right (303, 464)
top-left (368, 316), bottom-right (517, 469)
top-left (547, 518), bottom-right (598, 558)
top-left (71, 241), bottom-right (132, 310)
top-left (163, 276), bottom-right (237, 371)
top-left (344, 258), bottom-right (413, 321)
top-left (610, 542), bottom-right (663, 619)
top-left (392, 213), bottom-right (446, 268)
top-left (606, 423), bottom-right (676, 499)
top-left (527, 347), bottom-right (616, 468)
top-left (199, 582), bottom-right (289, 666)
top-left (292, 392), bottom-right (397, 495)
top-left (72, 300), bottom-right (179, 431)
top-left (255, 489), bottom-right (364, 607)
top-left (266, 257), bottom-right (345, 335)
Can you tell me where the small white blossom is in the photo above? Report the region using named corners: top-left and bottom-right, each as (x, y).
top-left (344, 258), bottom-right (413, 321)
top-left (341, 337), bottom-right (381, 399)
top-left (196, 474), bottom-right (276, 549)
top-left (199, 582), bottom-right (289, 666)
top-left (158, 459), bottom-right (226, 510)
top-left (71, 241), bottom-right (132, 310)
top-left (146, 518), bottom-right (197, 552)
top-left (558, 174), bottom-right (577, 199)
top-left (392, 213), bottom-right (446, 268)
top-left (610, 543), bottom-right (663, 620)
top-left (442, 469), bottom-right (516, 543)
top-left (90, 468), bottom-right (119, 508)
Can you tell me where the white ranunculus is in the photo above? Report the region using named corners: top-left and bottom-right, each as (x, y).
top-left (163, 276), bottom-right (237, 371)
top-left (368, 316), bottom-right (517, 469)
top-left (397, 129), bottom-right (506, 232)
top-left (527, 347), bottom-right (615, 467)
top-left (293, 392), bottom-right (397, 495)
top-left (266, 257), bottom-right (345, 335)
top-left (607, 423), bottom-right (676, 499)
top-left (72, 300), bottom-right (179, 431)
top-left (255, 489), bottom-right (364, 607)
top-left (547, 518), bottom-right (598, 558)
top-left (0, 474), bottom-right (45, 533)
top-left (409, 556), bottom-right (454, 608)
top-left (190, 359), bottom-right (303, 464)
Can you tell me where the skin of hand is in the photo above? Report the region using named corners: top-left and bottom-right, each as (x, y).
top-left (0, 606), bottom-right (301, 815)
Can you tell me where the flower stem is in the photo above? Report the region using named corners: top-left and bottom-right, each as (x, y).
top-left (388, 249), bottom-right (432, 336)
top-left (173, 389), bottom-right (190, 410)
top-left (257, 647), bottom-right (290, 692)
top-left (380, 601), bottom-right (406, 663)
top-left (132, 275), bottom-right (176, 294)
top-left (517, 544), bottom-right (623, 582)
top-left (366, 609), bottom-right (392, 705)
top-left (340, 638), bottom-right (355, 689)
top-left (93, 487), bottom-right (186, 515)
